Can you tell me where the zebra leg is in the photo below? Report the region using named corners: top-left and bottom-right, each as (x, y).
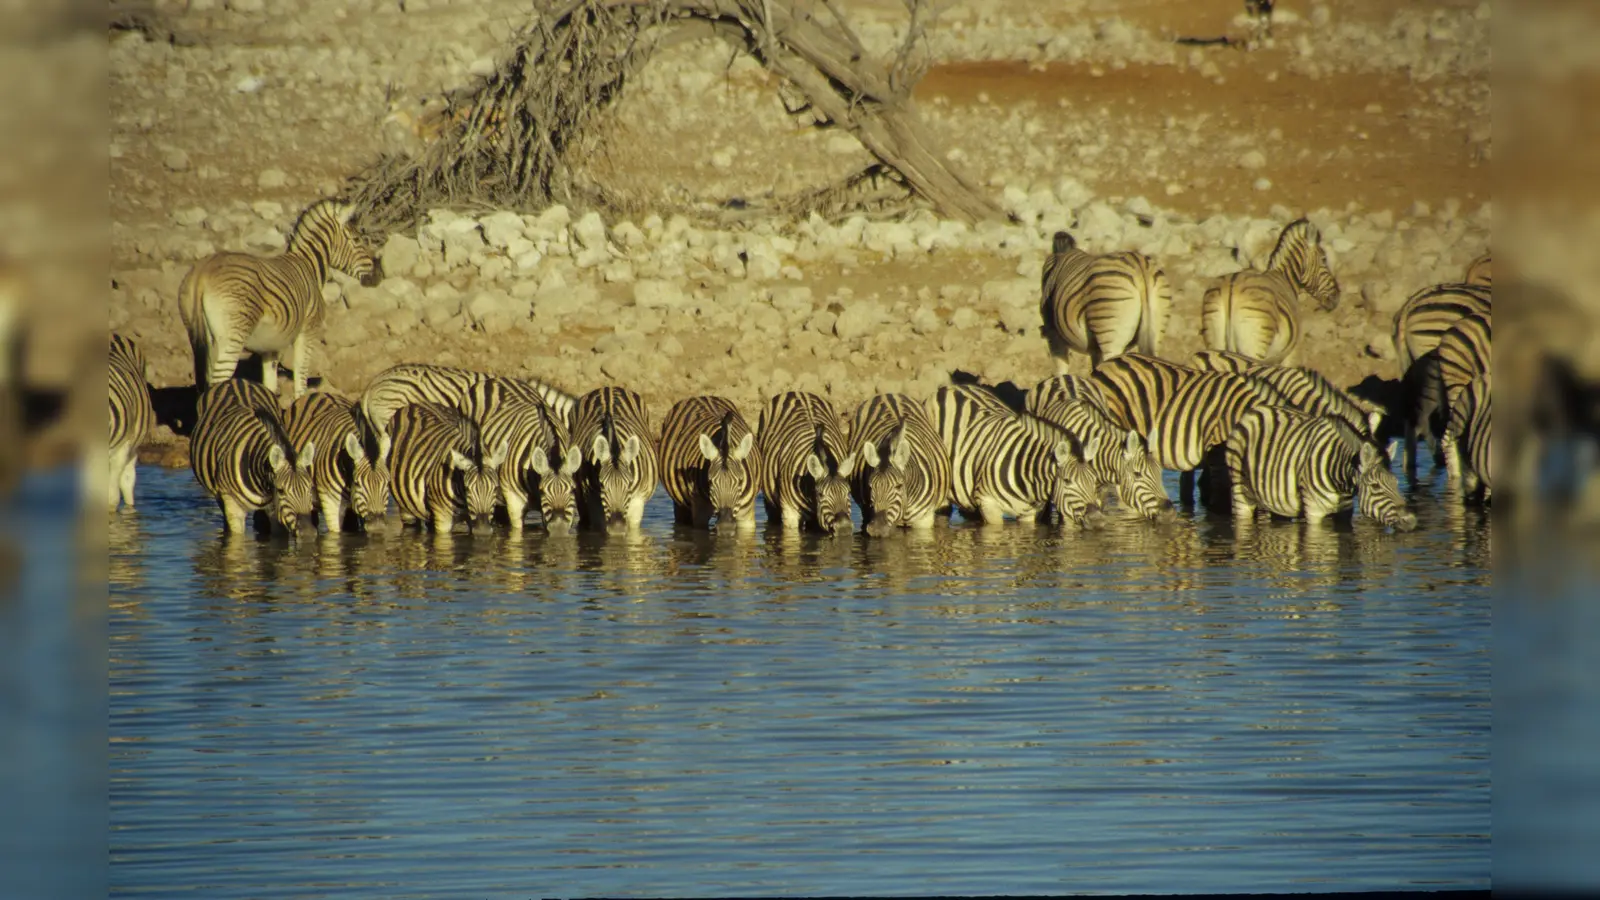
top-left (672, 500), bottom-right (695, 526)
top-left (119, 456), bottom-right (139, 511)
top-left (203, 302), bottom-right (247, 388)
top-left (1179, 469), bottom-right (1196, 506)
top-left (430, 507), bottom-right (455, 534)
top-left (260, 352), bottom-right (281, 400)
top-left (504, 491), bottom-right (528, 533)
top-left (319, 494), bottom-right (343, 534)
top-left (626, 497), bottom-right (647, 528)
top-left (780, 504), bottom-right (803, 532)
top-left (108, 447), bottom-right (130, 512)
top-left (1442, 435), bottom-right (1462, 485)
top-left (219, 496), bottom-right (250, 535)
top-left (977, 499), bottom-right (1009, 525)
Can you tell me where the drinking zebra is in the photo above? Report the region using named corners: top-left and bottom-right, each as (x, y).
top-left (757, 391), bottom-right (857, 534)
top-left (1392, 282), bottom-right (1490, 378)
top-left (1447, 373), bottom-right (1492, 501)
top-left (1432, 311), bottom-right (1491, 482)
top-left (659, 395), bottom-right (759, 531)
top-left (930, 385), bottom-right (1105, 528)
top-left (1200, 218), bottom-right (1340, 366)
top-left (282, 390), bottom-right (390, 532)
top-left (1025, 375), bottom-right (1175, 521)
top-left (1039, 231), bottom-right (1172, 373)
top-left (572, 386), bottom-right (658, 532)
top-left (1188, 350), bottom-right (1386, 441)
top-left (109, 333), bottom-right (155, 512)
top-left (387, 402), bottom-right (508, 533)
top-left (457, 377), bottom-right (581, 533)
top-left (189, 378), bottom-right (317, 535)
top-left (1225, 404), bottom-right (1416, 530)
top-left (849, 393), bottom-right (952, 536)
top-left (178, 199), bottom-right (380, 400)
top-left (359, 362), bottom-right (576, 440)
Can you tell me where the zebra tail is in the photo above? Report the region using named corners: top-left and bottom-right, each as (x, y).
top-left (1135, 266), bottom-right (1160, 357)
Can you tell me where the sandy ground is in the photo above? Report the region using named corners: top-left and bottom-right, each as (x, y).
top-left (106, 0), bottom-right (1491, 456)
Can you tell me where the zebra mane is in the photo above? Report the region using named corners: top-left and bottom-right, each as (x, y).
top-left (1052, 231), bottom-right (1077, 254)
top-left (1265, 218), bottom-right (1319, 270)
top-left (715, 409), bottom-right (739, 455)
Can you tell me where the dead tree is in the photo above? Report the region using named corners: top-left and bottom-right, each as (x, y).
top-left (349, 0), bottom-right (1005, 233)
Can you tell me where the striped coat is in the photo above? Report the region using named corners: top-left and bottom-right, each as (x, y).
top-left (1189, 351), bottom-right (1385, 440)
top-left (930, 385), bottom-right (1104, 527)
top-left (109, 333), bottom-right (155, 512)
top-left (359, 362), bottom-right (576, 440)
top-left (757, 391), bottom-right (857, 534)
top-left (1039, 231), bottom-right (1172, 372)
top-left (849, 393), bottom-right (952, 535)
top-left (1464, 253), bottom-right (1492, 288)
top-left (1447, 373), bottom-right (1492, 500)
top-left (659, 396), bottom-right (759, 530)
top-left (572, 387), bottom-right (658, 532)
top-left (282, 391), bottom-right (390, 532)
top-left (1226, 405), bottom-right (1416, 530)
top-left (178, 199), bottom-right (379, 400)
top-left (1434, 312), bottom-right (1491, 483)
top-left (457, 377), bottom-right (579, 532)
top-left (1392, 282), bottom-right (1491, 378)
top-left (1025, 375), bottom-right (1174, 521)
top-left (387, 402), bottom-right (508, 533)
top-left (190, 379), bottom-right (317, 535)
top-left (1200, 218), bottom-right (1341, 367)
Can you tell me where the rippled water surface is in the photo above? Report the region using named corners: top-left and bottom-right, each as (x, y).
top-left (110, 462), bottom-right (1490, 897)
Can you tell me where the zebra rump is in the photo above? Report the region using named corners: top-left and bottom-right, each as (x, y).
top-left (1039, 230), bottom-right (1172, 372)
top-left (109, 333), bottom-right (155, 512)
top-left (1447, 373), bottom-right (1492, 501)
top-left (1200, 218), bottom-right (1340, 367)
top-left (190, 378), bottom-right (317, 535)
top-left (850, 393), bottom-right (951, 536)
top-left (659, 396), bottom-right (759, 530)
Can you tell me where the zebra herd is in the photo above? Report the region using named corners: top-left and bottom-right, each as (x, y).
top-left (106, 197), bottom-right (1492, 541)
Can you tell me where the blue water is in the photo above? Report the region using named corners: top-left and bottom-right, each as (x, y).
top-left (109, 462), bottom-right (1490, 897)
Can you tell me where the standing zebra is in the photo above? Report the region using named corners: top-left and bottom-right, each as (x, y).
top-left (1039, 231), bottom-right (1173, 373)
top-left (1464, 253), bottom-right (1492, 288)
top-left (1200, 218), bottom-right (1340, 366)
top-left (659, 396), bottom-right (759, 531)
top-left (757, 391), bottom-right (857, 534)
top-left (386, 402), bottom-right (508, 533)
top-left (178, 199), bottom-right (380, 400)
top-left (572, 386), bottom-right (658, 532)
top-left (457, 377), bottom-right (580, 533)
top-left (849, 393), bottom-right (952, 536)
top-left (282, 391), bottom-right (391, 532)
top-left (359, 362), bottom-right (576, 439)
top-left (1447, 373), bottom-right (1492, 501)
top-left (930, 385), bottom-right (1105, 528)
top-left (108, 334), bottom-right (155, 512)
top-left (1225, 405), bottom-right (1416, 530)
top-left (190, 378), bottom-right (317, 535)
top-left (1025, 375), bottom-right (1175, 521)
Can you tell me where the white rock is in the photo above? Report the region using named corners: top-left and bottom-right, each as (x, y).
top-left (1253, 177), bottom-right (1273, 192)
top-left (251, 200), bottom-right (283, 221)
top-left (1240, 149), bottom-right (1267, 170)
top-left (234, 75), bottom-right (265, 93)
top-left (910, 307), bottom-right (941, 336)
top-left (535, 284), bottom-right (597, 318)
top-left (479, 210), bottom-right (526, 249)
top-left (381, 234), bottom-right (421, 276)
top-left (950, 308), bottom-right (980, 330)
top-left (612, 221), bottom-right (647, 249)
top-left (173, 206), bottom-right (208, 227)
top-left (571, 211), bottom-right (608, 251)
top-left (999, 304), bottom-right (1036, 335)
top-left (465, 289), bottom-right (523, 327)
top-left (243, 228), bottom-right (283, 251)
top-left (537, 204), bottom-right (571, 232)
top-left (163, 149), bottom-right (191, 172)
top-left (257, 168), bottom-right (287, 189)
top-left (633, 279), bottom-right (687, 309)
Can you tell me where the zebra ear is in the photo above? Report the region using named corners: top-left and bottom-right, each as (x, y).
top-left (297, 440), bottom-right (316, 470)
top-left (859, 440), bottom-right (880, 469)
top-left (1122, 429), bottom-right (1141, 460)
top-left (268, 444), bottom-right (289, 473)
top-left (1053, 440), bottom-right (1074, 467)
top-left (560, 447), bottom-right (583, 475)
top-left (619, 434), bottom-right (641, 466)
top-left (836, 452), bottom-right (856, 479)
top-left (334, 202), bottom-right (355, 225)
top-left (1081, 433), bottom-right (1102, 461)
top-left (485, 438), bottom-right (510, 470)
top-left (699, 433), bottom-right (721, 462)
top-left (805, 453), bottom-right (828, 481)
top-left (449, 449), bottom-right (474, 472)
top-left (377, 433), bottom-right (392, 466)
top-left (1367, 410), bottom-right (1384, 438)
top-left (1358, 442), bottom-right (1382, 472)
top-left (529, 449), bottom-right (553, 477)
top-left (889, 433), bottom-right (911, 470)
top-left (730, 432), bottom-right (754, 462)
top-left (343, 432), bottom-right (364, 464)
top-left (590, 434), bottom-right (611, 466)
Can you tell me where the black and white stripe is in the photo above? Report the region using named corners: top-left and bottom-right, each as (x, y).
top-left (190, 378), bottom-right (317, 535)
top-left (178, 199), bottom-right (380, 399)
top-left (1039, 231), bottom-right (1172, 372)
top-left (1025, 375), bottom-right (1174, 521)
top-left (1433, 311), bottom-right (1491, 482)
top-left (359, 362), bottom-right (576, 441)
top-left (1225, 404), bottom-right (1416, 530)
top-left (387, 402), bottom-right (508, 533)
top-left (1464, 253), bottom-right (1492, 288)
top-left (849, 393), bottom-right (952, 535)
top-left (1392, 282), bottom-right (1490, 378)
top-left (1446, 373), bottom-right (1492, 501)
top-left (930, 385), bottom-right (1105, 528)
top-left (282, 391), bottom-right (390, 532)
top-left (756, 391), bottom-right (857, 534)
top-left (572, 386), bottom-right (658, 532)
top-left (1189, 350), bottom-right (1385, 440)
top-left (1200, 218), bottom-right (1340, 366)
top-left (109, 333), bottom-right (155, 512)
top-left (457, 377), bottom-right (579, 533)
top-left (659, 395), bottom-right (759, 530)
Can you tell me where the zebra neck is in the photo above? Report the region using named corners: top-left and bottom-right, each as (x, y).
top-left (286, 232), bottom-right (332, 282)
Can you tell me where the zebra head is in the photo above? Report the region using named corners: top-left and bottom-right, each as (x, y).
top-left (449, 438), bottom-right (509, 532)
top-left (1109, 429), bottom-right (1176, 522)
top-left (295, 200), bottom-right (382, 288)
top-left (530, 443), bottom-right (582, 535)
top-left (1270, 218), bottom-right (1341, 311)
top-left (804, 448), bottom-right (856, 535)
top-left (266, 440), bottom-right (317, 534)
top-left (858, 427), bottom-right (911, 538)
top-left (343, 431), bottom-right (392, 529)
top-left (698, 427), bottom-right (756, 529)
top-left (1052, 435), bottom-right (1107, 530)
top-left (589, 431), bottom-right (644, 531)
top-left (1355, 442), bottom-right (1417, 531)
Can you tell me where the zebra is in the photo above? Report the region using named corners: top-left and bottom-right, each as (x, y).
top-left (456, 377), bottom-right (580, 533)
top-left (1225, 404), bottom-right (1416, 531)
top-left (849, 393), bottom-right (952, 536)
top-left (1090, 353), bottom-right (1280, 506)
top-left (281, 391), bottom-right (390, 532)
top-left (189, 378), bottom-right (317, 535)
top-left (386, 401), bottom-right (508, 533)
top-left (108, 333), bottom-right (155, 512)
top-left (178, 199), bottom-right (380, 400)
top-left (756, 391), bottom-right (857, 534)
top-left (1039, 230), bottom-right (1173, 373)
top-left (930, 385), bottom-right (1105, 528)
top-left (659, 396), bottom-right (759, 531)
top-left (1447, 373), bottom-right (1492, 501)
top-left (1200, 218), bottom-right (1341, 366)
top-left (359, 362), bottom-right (576, 440)
top-left (1464, 253), bottom-right (1492, 288)
top-left (1024, 375), bottom-right (1175, 521)
top-left (1189, 350), bottom-right (1386, 441)
top-left (1392, 282), bottom-right (1491, 378)
top-left (1432, 311), bottom-right (1491, 482)
top-left (572, 386), bottom-right (658, 532)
